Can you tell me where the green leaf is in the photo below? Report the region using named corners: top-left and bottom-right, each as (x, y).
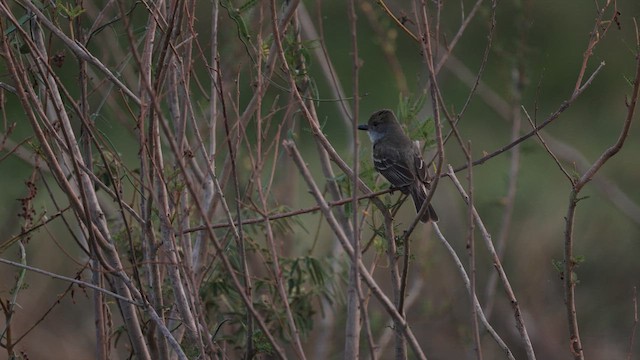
top-left (56, 0), bottom-right (86, 19)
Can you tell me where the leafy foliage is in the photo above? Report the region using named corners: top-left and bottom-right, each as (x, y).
top-left (200, 253), bottom-right (340, 354)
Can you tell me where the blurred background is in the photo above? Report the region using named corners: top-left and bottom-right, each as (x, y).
top-left (1, 0), bottom-right (639, 359)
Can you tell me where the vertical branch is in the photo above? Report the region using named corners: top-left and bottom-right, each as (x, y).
top-left (466, 142), bottom-right (482, 359)
top-left (563, 31), bottom-right (640, 359)
top-left (288, 7), bottom-right (350, 355)
top-left (136, 2), bottom-right (168, 358)
top-left (216, 63), bottom-right (254, 359)
top-left (2, 258), bottom-right (22, 358)
top-left (250, 8), bottom-right (305, 354)
top-left (408, 0), bottom-right (446, 238)
top-left (563, 191), bottom-right (584, 360)
top-left (346, 0), bottom-right (362, 358)
top-left (76, 10), bottom-right (109, 358)
top-left (627, 287), bottom-right (638, 360)
top-left (191, 0), bottom-right (220, 278)
top-left (161, 1), bottom-right (204, 350)
top-left (254, 151), bottom-right (308, 360)
top-left (382, 208), bottom-right (404, 360)
top-left (122, 0), bottom-right (202, 352)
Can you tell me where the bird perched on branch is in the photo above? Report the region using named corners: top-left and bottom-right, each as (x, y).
top-left (358, 109), bottom-right (438, 223)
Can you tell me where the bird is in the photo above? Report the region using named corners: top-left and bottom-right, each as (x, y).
top-left (358, 109), bottom-right (438, 222)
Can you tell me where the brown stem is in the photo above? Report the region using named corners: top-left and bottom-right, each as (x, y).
top-left (562, 26), bottom-right (640, 360)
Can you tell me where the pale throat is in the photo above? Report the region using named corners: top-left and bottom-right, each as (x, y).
top-left (367, 130), bottom-right (385, 143)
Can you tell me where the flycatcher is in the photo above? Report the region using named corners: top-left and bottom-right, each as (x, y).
top-left (358, 109), bottom-right (438, 222)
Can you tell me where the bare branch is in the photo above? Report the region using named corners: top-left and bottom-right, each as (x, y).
top-left (447, 166), bottom-right (536, 360)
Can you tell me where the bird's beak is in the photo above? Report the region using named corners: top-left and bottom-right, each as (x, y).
top-left (357, 124), bottom-right (368, 131)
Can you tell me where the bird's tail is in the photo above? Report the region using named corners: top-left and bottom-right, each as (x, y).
top-left (410, 183), bottom-right (438, 223)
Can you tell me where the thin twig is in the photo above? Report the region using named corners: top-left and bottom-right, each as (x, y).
top-left (447, 166), bottom-right (536, 360)
top-left (467, 141), bottom-right (483, 360)
top-left (0, 257), bottom-right (141, 305)
top-left (402, 0), bottom-right (446, 241)
top-left (375, 0), bottom-right (419, 42)
top-left (572, 0), bottom-right (618, 95)
top-left (522, 106), bottom-right (573, 183)
top-left (432, 223), bottom-right (516, 360)
top-left (347, 0), bottom-right (365, 358)
top-left (15, 1), bottom-right (141, 105)
top-left (434, 0), bottom-right (486, 74)
top-left (563, 27), bottom-right (640, 360)
top-left (627, 287), bottom-right (638, 360)
top-left (453, 61), bottom-right (605, 173)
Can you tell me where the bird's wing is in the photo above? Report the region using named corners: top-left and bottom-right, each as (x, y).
top-left (413, 150), bottom-right (430, 186)
top-left (373, 146), bottom-right (415, 190)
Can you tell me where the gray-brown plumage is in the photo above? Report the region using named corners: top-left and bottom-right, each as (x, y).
top-left (358, 109), bottom-right (438, 222)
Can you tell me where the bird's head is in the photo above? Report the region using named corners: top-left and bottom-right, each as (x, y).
top-left (358, 109), bottom-right (399, 143)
